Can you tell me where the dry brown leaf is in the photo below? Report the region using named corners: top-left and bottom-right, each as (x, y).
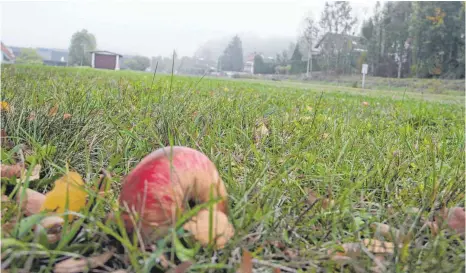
top-left (53, 249), bottom-right (114, 273)
top-left (165, 261), bottom-right (193, 273)
top-left (267, 240), bottom-right (286, 249)
top-left (331, 239), bottom-right (398, 259)
top-left (2, 195), bottom-right (9, 202)
top-left (35, 216), bottom-right (65, 244)
top-left (16, 187), bottom-right (46, 216)
top-left (254, 120), bottom-right (269, 144)
top-left (1, 129), bottom-right (14, 149)
top-left (20, 164), bottom-right (41, 183)
top-left (330, 255), bottom-right (353, 264)
top-left (370, 255), bottom-right (387, 273)
top-left (0, 163), bottom-right (24, 179)
top-left (430, 207), bottom-right (465, 237)
top-left (362, 239), bottom-right (396, 254)
top-left (48, 104), bottom-right (59, 117)
top-left (273, 268), bottom-right (281, 273)
top-left (371, 223), bottom-right (403, 241)
top-left (283, 248), bottom-right (298, 259)
top-left (307, 189), bottom-right (319, 205)
top-left (238, 249), bottom-right (252, 273)
top-left (63, 113), bottom-right (72, 120)
top-left (183, 209), bottom-right (234, 249)
top-left (322, 198), bottom-right (334, 210)
top-left (446, 207), bottom-right (465, 235)
top-left (427, 220), bottom-right (439, 236)
top-left (27, 112), bottom-right (36, 122)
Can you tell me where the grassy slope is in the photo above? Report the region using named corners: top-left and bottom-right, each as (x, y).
top-left (1, 65), bottom-right (465, 272)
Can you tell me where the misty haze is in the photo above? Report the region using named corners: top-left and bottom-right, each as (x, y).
top-left (0, 1), bottom-right (464, 273)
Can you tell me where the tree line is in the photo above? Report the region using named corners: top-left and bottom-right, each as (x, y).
top-left (361, 1), bottom-right (465, 79)
top-left (13, 1), bottom-right (465, 79)
top-left (219, 1), bottom-right (465, 79)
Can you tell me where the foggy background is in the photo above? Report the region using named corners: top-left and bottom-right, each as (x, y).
top-left (1, 1), bottom-right (373, 58)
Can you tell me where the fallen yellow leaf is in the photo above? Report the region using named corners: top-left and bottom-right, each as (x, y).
top-left (40, 171), bottom-right (88, 222)
top-left (1, 101), bottom-right (10, 112)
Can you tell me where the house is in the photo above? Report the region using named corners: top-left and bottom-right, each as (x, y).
top-left (1, 42), bottom-right (15, 64)
top-left (243, 53), bottom-right (257, 74)
top-left (37, 47), bottom-right (68, 66)
top-left (9, 46), bottom-right (68, 66)
top-left (243, 53), bottom-right (275, 74)
top-left (314, 32), bottom-right (367, 53)
top-left (9, 46), bottom-right (22, 59)
top-left (89, 51), bottom-right (123, 70)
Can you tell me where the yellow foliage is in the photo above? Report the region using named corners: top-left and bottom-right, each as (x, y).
top-left (1, 101), bottom-right (10, 112)
top-left (40, 171), bottom-right (88, 222)
top-left (426, 7), bottom-right (446, 25)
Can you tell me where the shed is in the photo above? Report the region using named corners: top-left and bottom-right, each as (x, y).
top-left (89, 51), bottom-right (123, 70)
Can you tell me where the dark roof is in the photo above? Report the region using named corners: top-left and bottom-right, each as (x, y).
top-left (9, 46), bottom-right (22, 57)
top-left (315, 32), bottom-right (367, 52)
top-left (37, 47), bottom-right (68, 62)
top-left (89, 50), bottom-right (123, 57)
top-left (10, 46), bottom-right (68, 63)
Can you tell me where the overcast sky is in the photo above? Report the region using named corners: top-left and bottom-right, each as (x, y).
top-left (1, 0), bottom-right (375, 57)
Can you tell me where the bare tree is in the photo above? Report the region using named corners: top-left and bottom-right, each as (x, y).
top-left (303, 16), bottom-right (320, 78)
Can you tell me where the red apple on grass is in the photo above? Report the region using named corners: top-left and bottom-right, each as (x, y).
top-left (118, 146), bottom-right (234, 248)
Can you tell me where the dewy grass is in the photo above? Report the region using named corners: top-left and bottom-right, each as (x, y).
top-left (1, 64), bottom-right (464, 272)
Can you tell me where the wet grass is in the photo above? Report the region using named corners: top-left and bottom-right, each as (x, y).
top-left (1, 65), bottom-right (464, 272)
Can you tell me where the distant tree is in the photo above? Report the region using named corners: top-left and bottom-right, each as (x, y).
top-left (68, 29), bottom-right (97, 66)
top-left (290, 44), bottom-right (306, 74)
top-left (361, 1), bottom-right (464, 79)
top-left (291, 44), bottom-right (303, 61)
top-left (303, 15), bottom-right (320, 77)
top-left (253, 54), bottom-right (275, 74)
top-left (125, 56), bottom-right (151, 71)
top-left (219, 35), bottom-right (244, 71)
top-left (318, 1), bottom-right (358, 73)
top-left (15, 48), bottom-right (42, 64)
top-left (320, 1), bottom-right (357, 35)
top-left (253, 55), bottom-right (265, 74)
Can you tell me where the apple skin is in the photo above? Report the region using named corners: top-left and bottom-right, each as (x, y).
top-left (118, 146), bottom-right (229, 236)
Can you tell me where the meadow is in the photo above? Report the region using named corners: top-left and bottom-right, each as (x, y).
top-left (1, 65), bottom-right (465, 272)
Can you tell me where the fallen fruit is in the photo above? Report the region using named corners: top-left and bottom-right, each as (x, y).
top-left (183, 209), bottom-right (234, 249)
top-left (118, 146), bottom-right (231, 243)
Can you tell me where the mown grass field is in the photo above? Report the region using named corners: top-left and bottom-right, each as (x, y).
top-left (1, 65), bottom-right (465, 273)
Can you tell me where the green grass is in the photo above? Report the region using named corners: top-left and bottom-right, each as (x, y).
top-left (1, 65), bottom-right (465, 272)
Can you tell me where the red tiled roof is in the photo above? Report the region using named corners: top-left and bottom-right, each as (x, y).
top-left (1, 42), bottom-right (15, 60)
